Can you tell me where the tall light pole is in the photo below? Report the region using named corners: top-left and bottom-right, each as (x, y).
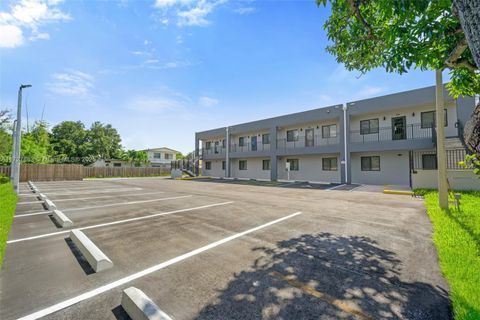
top-left (11, 84), bottom-right (32, 194)
top-left (435, 71), bottom-right (448, 208)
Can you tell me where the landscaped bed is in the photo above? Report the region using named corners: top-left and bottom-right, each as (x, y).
top-left (421, 190), bottom-right (480, 320)
top-left (0, 182), bottom-right (17, 270)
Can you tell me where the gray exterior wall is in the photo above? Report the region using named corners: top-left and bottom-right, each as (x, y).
top-left (196, 85), bottom-right (475, 186)
top-left (277, 154), bottom-right (341, 183)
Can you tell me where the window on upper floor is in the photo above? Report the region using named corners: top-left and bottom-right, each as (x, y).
top-left (286, 130), bottom-right (299, 142)
top-left (205, 141), bottom-right (212, 149)
top-left (239, 137), bottom-right (245, 147)
top-left (262, 133), bottom-right (270, 144)
top-left (361, 156), bottom-right (380, 171)
top-left (322, 157), bottom-right (338, 171)
top-left (322, 124), bottom-right (337, 138)
top-left (153, 152), bottom-right (161, 159)
top-left (360, 119), bottom-right (379, 135)
top-left (222, 139), bottom-right (226, 148)
top-left (421, 110), bottom-right (448, 128)
top-left (165, 154), bottom-right (173, 160)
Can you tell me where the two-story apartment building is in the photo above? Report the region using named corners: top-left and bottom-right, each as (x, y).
top-left (196, 85), bottom-right (477, 188)
top-left (142, 147), bottom-right (180, 167)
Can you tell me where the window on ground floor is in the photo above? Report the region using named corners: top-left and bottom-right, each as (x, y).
top-left (113, 163), bottom-right (122, 167)
top-left (222, 161), bottom-right (226, 170)
top-left (205, 161), bottom-right (211, 170)
top-left (239, 160), bottom-right (247, 170)
top-left (262, 159), bottom-right (270, 170)
top-left (322, 157), bottom-right (338, 171)
top-left (361, 156), bottom-right (380, 171)
top-left (287, 159), bottom-right (299, 171)
top-left (422, 154), bottom-right (438, 170)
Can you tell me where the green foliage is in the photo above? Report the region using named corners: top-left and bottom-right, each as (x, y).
top-left (121, 150), bottom-right (148, 166)
top-left (423, 190), bottom-right (480, 319)
top-left (85, 121), bottom-right (123, 160)
top-left (21, 121), bottom-right (51, 163)
top-left (50, 121), bottom-right (88, 162)
top-left (0, 182), bottom-right (17, 270)
top-left (459, 154), bottom-right (480, 175)
top-left (317, 0), bottom-right (479, 98)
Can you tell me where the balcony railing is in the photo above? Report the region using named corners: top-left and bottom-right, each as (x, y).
top-left (350, 123), bottom-right (434, 143)
top-left (202, 146), bottom-right (226, 155)
top-left (230, 142), bottom-right (271, 153)
top-left (276, 135), bottom-right (340, 150)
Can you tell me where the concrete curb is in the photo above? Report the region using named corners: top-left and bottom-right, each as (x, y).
top-left (44, 199), bottom-right (57, 210)
top-left (69, 229), bottom-right (113, 272)
top-left (121, 287), bottom-right (172, 320)
top-left (52, 209), bottom-right (73, 228)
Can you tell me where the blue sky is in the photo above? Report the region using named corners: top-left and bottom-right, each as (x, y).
top-left (0, 0), bottom-right (440, 154)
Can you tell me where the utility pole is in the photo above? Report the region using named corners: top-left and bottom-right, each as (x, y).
top-left (11, 84), bottom-right (32, 194)
top-left (435, 70), bottom-right (448, 208)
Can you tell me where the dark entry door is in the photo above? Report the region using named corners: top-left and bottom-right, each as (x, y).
top-left (392, 116), bottom-right (407, 140)
top-left (251, 136), bottom-right (257, 151)
top-left (305, 129), bottom-right (314, 147)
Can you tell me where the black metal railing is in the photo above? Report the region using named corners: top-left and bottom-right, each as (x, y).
top-left (411, 149), bottom-right (468, 170)
top-left (202, 146), bottom-right (226, 155)
top-left (276, 135), bottom-right (340, 150)
top-left (350, 123), bottom-right (434, 143)
top-left (230, 142), bottom-right (271, 153)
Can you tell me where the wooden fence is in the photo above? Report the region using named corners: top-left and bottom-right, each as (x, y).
top-left (0, 164), bottom-right (171, 181)
top-left (84, 166), bottom-right (170, 178)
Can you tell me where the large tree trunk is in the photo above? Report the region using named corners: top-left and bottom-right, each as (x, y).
top-left (464, 101), bottom-right (480, 154)
top-left (453, 0), bottom-right (480, 68)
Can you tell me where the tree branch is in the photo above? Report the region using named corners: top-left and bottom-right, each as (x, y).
top-left (347, 0), bottom-right (377, 40)
top-left (445, 38), bottom-right (477, 70)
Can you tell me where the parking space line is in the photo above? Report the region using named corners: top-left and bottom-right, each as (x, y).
top-left (54, 191), bottom-right (166, 202)
top-left (14, 195), bottom-right (193, 218)
top-left (326, 184), bottom-right (345, 191)
top-left (19, 188), bottom-right (143, 196)
top-left (16, 211), bottom-right (302, 320)
top-left (7, 201), bottom-right (234, 244)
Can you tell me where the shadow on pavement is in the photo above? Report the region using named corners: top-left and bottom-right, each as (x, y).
top-left (195, 232), bottom-right (451, 320)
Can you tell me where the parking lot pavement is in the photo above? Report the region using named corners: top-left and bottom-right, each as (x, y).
top-left (1, 178), bottom-right (450, 320)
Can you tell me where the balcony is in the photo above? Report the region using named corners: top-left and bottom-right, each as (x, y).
top-left (349, 123), bottom-right (435, 152)
top-left (230, 143), bottom-right (271, 153)
top-left (276, 135), bottom-right (340, 151)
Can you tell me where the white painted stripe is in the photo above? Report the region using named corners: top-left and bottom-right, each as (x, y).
top-left (32, 186), bottom-right (131, 192)
top-left (349, 185), bottom-right (364, 192)
top-left (19, 188), bottom-right (142, 196)
top-left (17, 200), bottom-right (44, 205)
top-left (14, 195), bottom-right (192, 218)
top-left (7, 201), bottom-right (234, 244)
top-left (16, 211), bottom-right (301, 320)
top-left (54, 191), bottom-right (166, 202)
top-left (326, 184), bottom-right (346, 191)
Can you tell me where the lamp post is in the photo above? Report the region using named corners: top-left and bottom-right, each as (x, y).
top-left (11, 84), bottom-right (32, 194)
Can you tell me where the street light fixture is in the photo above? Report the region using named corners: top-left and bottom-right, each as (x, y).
top-left (11, 84), bottom-right (32, 194)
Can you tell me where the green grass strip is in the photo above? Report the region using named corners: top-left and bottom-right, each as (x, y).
top-left (0, 182), bottom-right (17, 270)
top-left (423, 191), bottom-right (480, 319)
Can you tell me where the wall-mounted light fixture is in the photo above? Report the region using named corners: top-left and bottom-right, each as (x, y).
top-left (412, 112), bottom-right (415, 117)
top-left (383, 116), bottom-right (386, 121)
top-left (317, 125), bottom-right (319, 129)
top-left (300, 128), bottom-right (303, 131)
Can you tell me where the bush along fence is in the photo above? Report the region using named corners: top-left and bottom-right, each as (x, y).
top-left (0, 164), bottom-right (171, 181)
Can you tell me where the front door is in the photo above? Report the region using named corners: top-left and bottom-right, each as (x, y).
top-left (214, 141), bottom-right (219, 153)
top-left (251, 136), bottom-right (257, 151)
top-left (305, 129), bottom-right (314, 147)
top-left (392, 116), bottom-right (406, 140)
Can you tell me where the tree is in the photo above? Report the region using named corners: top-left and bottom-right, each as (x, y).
top-left (84, 122), bottom-right (123, 161)
top-left (452, 1), bottom-right (480, 68)
top-left (122, 150), bottom-right (148, 167)
top-left (50, 121), bottom-right (88, 163)
top-left (317, 0), bottom-right (479, 97)
top-left (0, 109), bottom-right (10, 127)
top-left (21, 121), bottom-right (51, 163)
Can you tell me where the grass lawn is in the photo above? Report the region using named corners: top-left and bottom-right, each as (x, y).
top-left (0, 182), bottom-right (17, 270)
top-left (422, 190), bottom-right (480, 320)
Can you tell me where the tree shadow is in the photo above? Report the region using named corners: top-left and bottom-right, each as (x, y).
top-left (195, 233), bottom-right (451, 320)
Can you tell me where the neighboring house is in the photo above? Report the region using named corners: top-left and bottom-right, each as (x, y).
top-left (142, 147), bottom-right (180, 167)
top-left (196, 85), bottom-right (478, 190)
top-left (89, 159), bottom-right (133, 168)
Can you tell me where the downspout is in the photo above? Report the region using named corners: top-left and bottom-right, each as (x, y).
top-left (343, 104), bottom-right (348, 183)
top-left (225, 127), bottom-right (229, 178)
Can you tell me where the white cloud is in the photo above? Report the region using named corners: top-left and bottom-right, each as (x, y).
top-left (0, 24), bottom-right (24, 48)
top-left (234, 7), bottom-right (256, 15)
top-left (198, 96), bottom-right (219, 107)
top-left (46, 70), bottom-right (94, 97)
top-left (153, 0), bottom-right (225, 27)
top-left (0, 0), bottom-right (70, 48)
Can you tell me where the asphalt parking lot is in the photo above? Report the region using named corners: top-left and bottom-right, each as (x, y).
top-left (1, 177), bottom-right (449, 320)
